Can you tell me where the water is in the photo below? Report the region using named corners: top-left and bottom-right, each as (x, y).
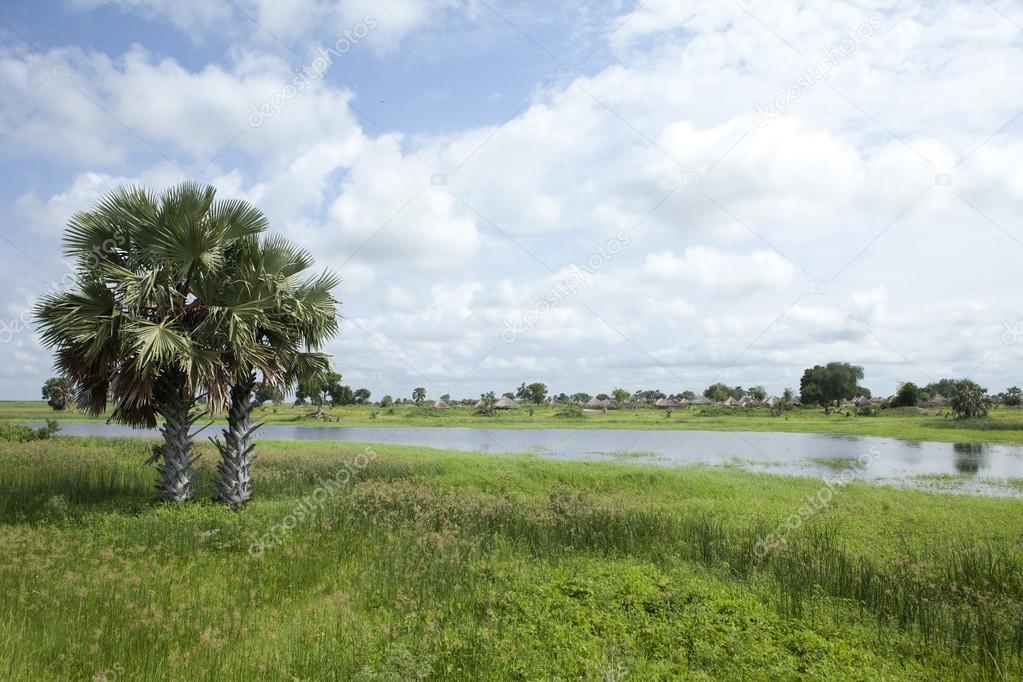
top-left (36, 422), bottom-right (1023, 495)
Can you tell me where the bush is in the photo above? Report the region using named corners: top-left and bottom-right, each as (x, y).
top-left (0, 419), bottom-right (59, 442)
top-left (553, 404), bottom-right (584, 419)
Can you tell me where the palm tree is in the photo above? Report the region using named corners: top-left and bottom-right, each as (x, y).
top-left (203, 235), bottom-right (340, 508)
top-left (34, 182), bottom-right (268, 503)
top-left (949, 379), bottom-right (990, 420)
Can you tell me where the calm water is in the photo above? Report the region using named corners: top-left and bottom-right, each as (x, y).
top-left (36, 422), bottom-right (1023, 495)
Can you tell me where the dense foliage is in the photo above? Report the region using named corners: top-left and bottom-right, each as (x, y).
top-left (949, 379), bottom-right (990, 420)
top-left (799, 362), bottom-right (865, 413)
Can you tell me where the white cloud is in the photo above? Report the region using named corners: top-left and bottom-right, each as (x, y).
top-left (645, 247), bottom-right (796, 295)
top-left (3, 0), bottom-right (1022, 399)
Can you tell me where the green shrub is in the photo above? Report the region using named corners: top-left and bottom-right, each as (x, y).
top-left (0, 419), bottom-right (60, 442)
top-left (553, 404), bottom-right (584, 419)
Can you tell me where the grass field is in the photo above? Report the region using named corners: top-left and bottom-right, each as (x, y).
top-left (2, 435), bottom-right (1023, 680)
top-left (5, 400), bottom-right (1023, 444)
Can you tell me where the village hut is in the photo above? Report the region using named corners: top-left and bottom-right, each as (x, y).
top-left (473, 399), bottom-right (486, 409)
top-left (764, 396), bottom-right (778, 408)
top-left (585, 396), bottom-right (613, 409)
top-left (433, 400), bottom-right (450, 409)
top-left (655, 397), bottom-right (680, 409)
top-left (853, 396), bottom-right (871, 407)
top-left (922, 393), bottom-right (948, 407)
top-left (689, 395), bottom-right (712, 406)
top-left (723, 397), bottom-right (740, 407)
top-left (494, 396), bottom-right (520, 410)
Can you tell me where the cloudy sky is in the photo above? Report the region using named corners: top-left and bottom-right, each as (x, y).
top-left (1, 0), bottom-right (1021, 401)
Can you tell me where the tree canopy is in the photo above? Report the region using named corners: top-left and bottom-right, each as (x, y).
top-left (798, 362), bottom-right (864, 413)
top-left (516, 382), bottom-right (548, 405)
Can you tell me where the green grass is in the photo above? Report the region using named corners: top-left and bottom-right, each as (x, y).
top-left (2, 436), bottom-right (1023, 680)
top-left (6, 400), bottom-right (1023, 444)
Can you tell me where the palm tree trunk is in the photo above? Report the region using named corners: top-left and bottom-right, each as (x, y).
top-left (213, 373), bottom-right (260, 509)
top-left (151, 376), bottom-right (200, 504)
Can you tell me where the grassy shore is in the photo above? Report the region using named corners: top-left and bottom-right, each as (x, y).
top-left (5, 400), bottom-right (1023, 444)
top-left (2, 436), bottom-right (1022, 680)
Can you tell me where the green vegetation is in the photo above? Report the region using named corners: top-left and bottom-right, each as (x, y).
top-left (0, 419), bottom-right (60, 443)
top-left (40, 377), bottom-right (73, 411)
top-left (6, 401), bottom-right (1023, 443)
top-left (1, 436), bottom-right (1021, 680)
top-left (799, 362), bottom-right (867, 413)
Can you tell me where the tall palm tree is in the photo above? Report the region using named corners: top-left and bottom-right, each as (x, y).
top-left (34, 182), bottom-right (268, 503)
top-left (202, 235), bottom-right (340, 508)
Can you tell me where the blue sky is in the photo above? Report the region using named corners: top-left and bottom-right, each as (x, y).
top-left (2, 0), bottom-right (1022, 401)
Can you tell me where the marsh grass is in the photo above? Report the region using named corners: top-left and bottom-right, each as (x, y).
top-left (2, 437), bottom-right (1023, 679)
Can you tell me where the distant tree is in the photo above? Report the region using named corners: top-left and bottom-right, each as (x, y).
top-left (571, 392), bottom-right (591, 404)
top-left (379, 395), bottom-right (393, 408)
top-left (440, 393), bottom-right (451, 402)
top-left (799, 362), bottom-right (864, 414)
top-left (748, 385), bottom-right (767, 401)
top-left (856, 386), bottom-right (872, 399)
top-left (412, 387), bottom-right (426, 405)
top-left (353, 388), bottom-right (372, 404)
top-left (554, 393), bottom-right (570, 404)
top-left (1005, 386), bottom-right (1022, 406)
top-left (773, 387), bottom-right (796, 416)
top-left (516, 382), bottom-right (548, 405)
top-left (297, 371), bottom-right (343, 410)
top-left (631, 389), bottom-right (665, 404)
top-left (924, 378), bottom-right (958, 399)
top-left (41, 377), bottom-right (74, 411)
top-left (253, 382), bottom-right (284, 407)
top-left (612, 387), bottom-right (630, 405)
top-left (892, 382), bottom-right (920, 407)
top-left (703, 383), bottom-right (733, 402)
top-left (477, 391), bottom-right (497, 416)
top-left (331, 385), bottom-right (355, 406)
top-left (680, 390), bottom-right (695, 400)
top-left (596, 393), bottom-right (610, 401)
top-left (949, 380), bottom-right (990, 419)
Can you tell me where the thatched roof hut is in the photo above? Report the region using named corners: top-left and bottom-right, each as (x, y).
top-left (655, 397), bottom-right (680, 409)
top-left (723, 397), bottom-right (740, 407)
top-left (689, 395), bottom-right (711, 405)
top-left (494, 396), bottom-right (519, 410)
top-left (433, 400), bottom-right (450, 409)
top-left (853, 396), bottom-right (871, 407)
top-left (585, 397), bottom-right (613, 409)
top-left (921, 393), bottom-right (947, 407)
top-left (764, 396), bottom-right (778, 408)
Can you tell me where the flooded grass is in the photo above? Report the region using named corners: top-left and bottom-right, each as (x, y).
top-left (1, 436), bottom-right (1022, 680)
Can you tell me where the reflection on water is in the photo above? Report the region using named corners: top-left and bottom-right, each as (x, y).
top-left (953, 443), bottom-right (989, 474)
top-left (30, 422), bottom-right (1023, 495)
